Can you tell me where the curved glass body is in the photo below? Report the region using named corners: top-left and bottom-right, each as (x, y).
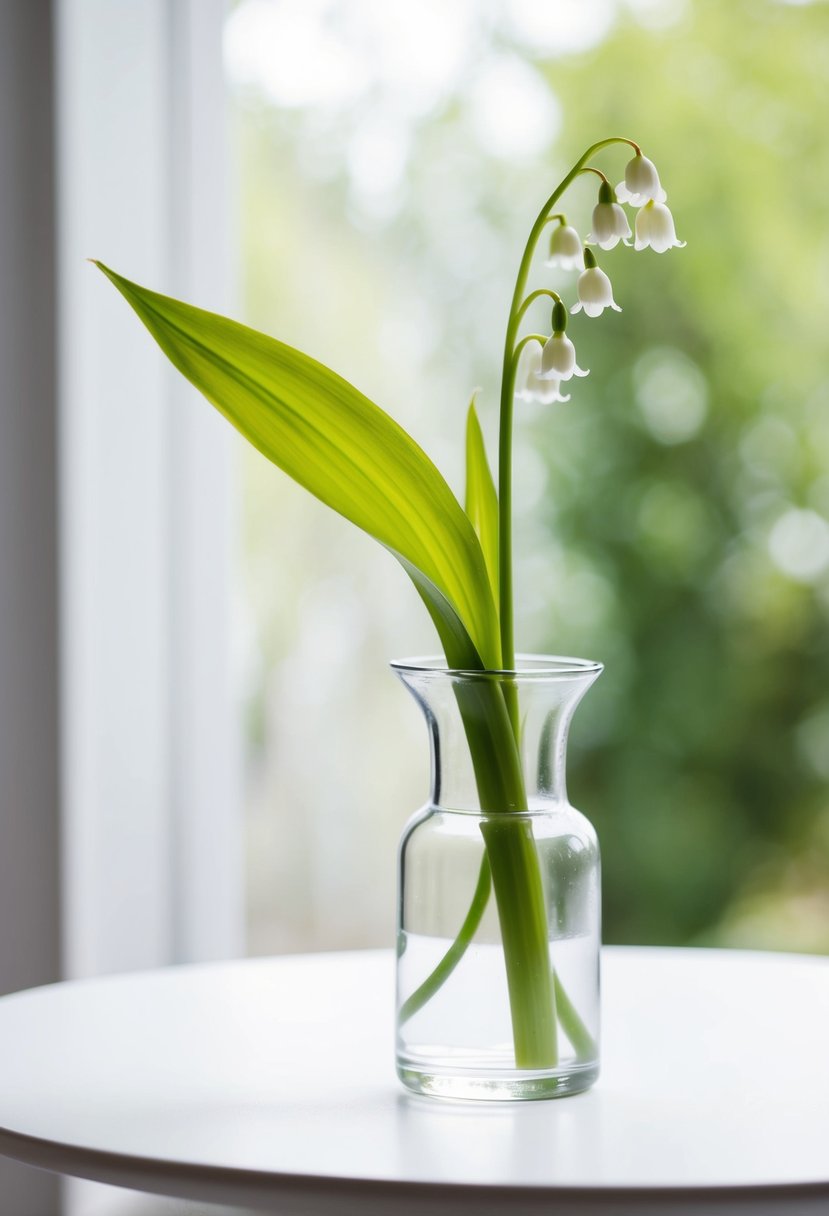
top-left (393, 656), bottom-right (602, 1101)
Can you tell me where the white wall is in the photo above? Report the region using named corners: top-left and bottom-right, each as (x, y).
top-left (0, 4), bottom-right (62, 1211)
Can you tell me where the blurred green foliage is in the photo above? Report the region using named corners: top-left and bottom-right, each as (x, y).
top-left (232, 0), bottom-right (829, 952)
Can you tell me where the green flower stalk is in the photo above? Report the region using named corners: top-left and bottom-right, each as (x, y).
top-left (95, 133), bottom-right (680, 1073)
top-left (403, 136), bottom-right (680, 1068)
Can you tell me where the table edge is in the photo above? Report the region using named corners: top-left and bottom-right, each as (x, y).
top-left (2, 1124), bottom-right (829, 1209)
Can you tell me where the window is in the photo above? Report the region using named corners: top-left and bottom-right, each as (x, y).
top-left (227, 0), bottom-right (829, 958)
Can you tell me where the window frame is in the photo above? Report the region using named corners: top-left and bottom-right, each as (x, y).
top-left (55, 0), bottom-right (243, 981)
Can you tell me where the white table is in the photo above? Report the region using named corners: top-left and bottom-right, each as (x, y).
top-left (0, 948), bottom-right (827, 1215)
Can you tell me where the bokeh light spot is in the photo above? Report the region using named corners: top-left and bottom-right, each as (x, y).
top-left (506, 0), bottom-right (616, 54)
top-left (633, 347), bottom-right (708, 445)
top-left (468, 55), bottom-right (560, 158)
top-left (768, 508), bottom-right (829, 583)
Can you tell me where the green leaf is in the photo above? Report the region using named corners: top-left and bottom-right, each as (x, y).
top-left (395, 553), bottom-right (484, 670)
top-left (465, 394), bottom-right (499, 606)
top-left (95, 263), bottom-right (501, 668)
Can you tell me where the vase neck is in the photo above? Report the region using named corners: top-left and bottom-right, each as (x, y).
top-left (393, 656), bottom-right (602, 813)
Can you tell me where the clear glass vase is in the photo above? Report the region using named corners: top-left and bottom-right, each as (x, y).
top-left (393, 655), bottom-right (602, 1102)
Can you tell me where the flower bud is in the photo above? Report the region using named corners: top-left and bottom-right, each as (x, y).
top-left (551, 299), bottom-right (568, 333)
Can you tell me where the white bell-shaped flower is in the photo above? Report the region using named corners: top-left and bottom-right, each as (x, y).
top-left (571, 251), bottom-right (621, 318)
top-left (516, 344), bottom-right (571, 404)
top-left (539, 332), bottom-right (589, 382)
top-left (587, 183), bottom-right (631, 250)
top-left (615, 154), bottom-right (666, 207)
top-left (634, 200), bottom-right (686, 252)
top-left (545, 223), bottom-right (582, 271)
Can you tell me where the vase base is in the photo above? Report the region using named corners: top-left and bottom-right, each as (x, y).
top-left (396, 1059), bottom-right (599, 1102)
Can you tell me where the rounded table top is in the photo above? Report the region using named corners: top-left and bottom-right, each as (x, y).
top-left (0, 947), bottom-right (827, 1214)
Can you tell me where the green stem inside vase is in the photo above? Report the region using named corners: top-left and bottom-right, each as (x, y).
top-left (397, 853), bottom-right (493, 1026)
top-left (479, 813), bottom-right (558, 1066)
top-left (398, 851), bottom-right (597, 1063)
top-left (452, 678), bottom-right (558, 1068)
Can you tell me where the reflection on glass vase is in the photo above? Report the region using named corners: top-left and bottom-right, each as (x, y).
top-left (393, 656), bottom-right (602, 1102)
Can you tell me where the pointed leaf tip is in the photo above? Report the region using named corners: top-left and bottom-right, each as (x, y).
top-left (97, 266), bottom-right (502, 668)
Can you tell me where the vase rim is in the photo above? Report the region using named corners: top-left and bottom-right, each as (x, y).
top-left (390, 653), bottom-right (603, 680)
